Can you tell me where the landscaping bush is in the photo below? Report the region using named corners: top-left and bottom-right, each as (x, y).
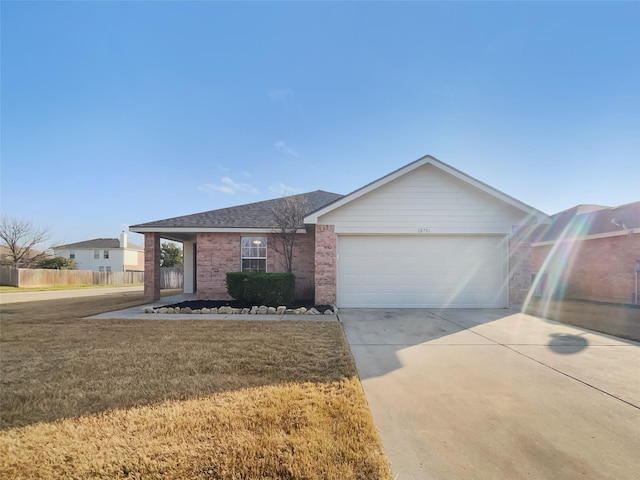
top-left (226, 272), bottom-right (295, 305)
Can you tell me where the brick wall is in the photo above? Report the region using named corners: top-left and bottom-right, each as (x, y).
top-left (196, 232), bottom-right (239, 300)
top-left (314, 224), bottom-right (337, 305)
top-left (268, 227), bottom-right (316, 300)
top-left (509, 225), bottom-right (533, 308)
top-left (531, 233), bottom-right (640, 304)
top-left (144, 232), bottom-right (161, 301)
top-left (195, 231), bottom-right (316, 301)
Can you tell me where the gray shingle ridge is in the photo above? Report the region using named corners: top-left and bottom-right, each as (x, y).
top-left (131, 190), bottom-right (344, 230)
top-left (55, 238), bottom-right (143, 250)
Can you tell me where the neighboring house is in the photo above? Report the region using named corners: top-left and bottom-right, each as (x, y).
top-left (54, 232), bottom-right (144, 272)
top-left (131, 155), bottom-right (549, 308)
top-left (530, 201), bottom-right (640, 304)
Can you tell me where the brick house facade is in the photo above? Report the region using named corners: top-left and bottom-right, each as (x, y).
top-left (529, 202), bottom-right (640, 305)
top-left (132, 155), bottom-right (549, 308)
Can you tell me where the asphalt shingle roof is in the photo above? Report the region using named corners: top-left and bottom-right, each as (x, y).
top-left (55, 238), bottom-right (144, 250)
top-left (530, 201), bottom-right (640, 242)
top-left (131, 190), bottom-right (344, 230)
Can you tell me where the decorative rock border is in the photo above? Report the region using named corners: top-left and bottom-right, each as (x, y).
top-left (143, 305), bottom-right (336, 315)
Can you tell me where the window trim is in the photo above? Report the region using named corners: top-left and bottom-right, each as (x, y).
top-left (240, 236), bottom-right (267, 272)
top-left (103, 250), bottom-right (109, 259)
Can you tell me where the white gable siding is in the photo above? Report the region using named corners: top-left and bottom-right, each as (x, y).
top-left (318, 164), bottom-right (530, 234)
top-left (53, 248), bottom-right (126, 272)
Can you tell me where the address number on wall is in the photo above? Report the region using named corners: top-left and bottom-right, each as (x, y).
top-left (417, 228), bottom-right (431, 233)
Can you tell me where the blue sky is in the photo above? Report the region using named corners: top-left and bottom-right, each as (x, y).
top-left (2, 1), bottom-right (638, 247)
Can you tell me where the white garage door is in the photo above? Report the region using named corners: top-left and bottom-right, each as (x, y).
top-left (337, 235), bottom-right (507, 308)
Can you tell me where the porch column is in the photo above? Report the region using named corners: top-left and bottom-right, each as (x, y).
top-left (509, 225), bottom-right (533, 309)
top-left (315, 224), bottom-right (337, 305)
top-left (144, 232), bottom-right (161, 301)
top-left (183, 241), bottom-right (195, 294)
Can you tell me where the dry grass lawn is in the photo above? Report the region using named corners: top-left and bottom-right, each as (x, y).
top-left (0, 292), bottom-right (392, 479)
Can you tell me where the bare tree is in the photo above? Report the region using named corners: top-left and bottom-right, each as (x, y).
top-left (270, 195), bottom-right (308, 273)
top-left (0, 215), bottom-right (52, 268)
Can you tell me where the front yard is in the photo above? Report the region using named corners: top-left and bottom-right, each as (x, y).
top-left (0, 293), bottom-right (391, 479)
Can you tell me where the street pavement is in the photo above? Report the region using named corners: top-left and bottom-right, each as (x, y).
top-left (0, 286), bottom-right (143, 304)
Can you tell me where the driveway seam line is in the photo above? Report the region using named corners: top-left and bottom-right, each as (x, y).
top-left (430, 312), bottom-right (640, 411)
top-left (500, 343), bottom-right (640, 410)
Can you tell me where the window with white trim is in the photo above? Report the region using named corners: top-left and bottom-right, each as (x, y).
top-left (241, 236), bottom-right (267, 272)
top-left (69, 250), bottom-right (75, 259)
top-left (104, 250), bottom-right (109, 259)
top-left (94, 250), bottom-right (100, 259)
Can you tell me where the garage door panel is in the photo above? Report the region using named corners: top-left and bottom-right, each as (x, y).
top-left (337, 235), bottom-right (506, 308)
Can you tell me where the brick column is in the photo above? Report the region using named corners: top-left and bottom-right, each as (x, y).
top-left (144, 232), bottom-right (161, 302)
top-left (509, 225), bottom-right (533, 309)
top-left (315, 224), bottom-right (337, 305)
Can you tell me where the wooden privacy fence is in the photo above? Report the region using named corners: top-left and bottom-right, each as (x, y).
top-left (1, 267), bottom-right (183, 289)
top-left (0, 267), bottom-right (144, 287)
top-left (161, 267), bottom-right (184, 289)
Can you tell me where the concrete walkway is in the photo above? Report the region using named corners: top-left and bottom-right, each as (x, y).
top-left (341, 308), bottom-right (640, 480)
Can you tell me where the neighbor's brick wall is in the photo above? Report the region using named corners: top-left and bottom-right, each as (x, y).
top-left (144, 232), bottom-right (161, 301)
top-left (196, 231), bottom-right (317, 301)
top-left (314, 224), bottom-right (337, 305)
top-left (531, 233), bottom-right (640, 304)
top-left (509, 225), bottom-right (533, 308)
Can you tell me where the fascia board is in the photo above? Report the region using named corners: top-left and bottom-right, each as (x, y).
top-left (304, 157), bottom-right (432, 223)
top-left (433, 160), bottom-right (549, 222)
top-left (532, 228), bottom-right (638, 246)
top-left (130, 227), bottom-right (307, 234)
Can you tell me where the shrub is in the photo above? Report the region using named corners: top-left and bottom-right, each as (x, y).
top-left (226, 272), bottom-right (295, 305)
top-left (37, 257), bottom-right (76, 270)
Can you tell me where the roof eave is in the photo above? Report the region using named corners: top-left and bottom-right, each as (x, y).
top-left (130, 227), bottom-right (307, 234)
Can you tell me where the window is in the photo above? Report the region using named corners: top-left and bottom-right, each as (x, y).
top-left (69, 250), bottom-right (75, 259)
top-left (104, 250), bottom-right (109, 259)
top-left (99, 266), bottom-right (105, 272)
top-left (241, 236), bottom-right (267, 272)
top-left (106, 266), bottom-right (111, 272)
top-left (94, 250), bottom-right (99, 259)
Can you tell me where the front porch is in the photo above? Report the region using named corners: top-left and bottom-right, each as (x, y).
top-left (143, 232), bottom-right (196, 302)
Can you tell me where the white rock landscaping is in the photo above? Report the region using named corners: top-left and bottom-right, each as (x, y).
top-left (144, 304), bottom-right (335, 315)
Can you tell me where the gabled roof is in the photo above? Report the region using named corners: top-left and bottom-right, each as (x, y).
top-left (530, 201), bottom-right (640, 243)
top-left (304, 155), bottom-right (549, 223)
top-left (55, 238), bottom-right (144, 251)
top-left (130, 190), bottom-right (343, 231)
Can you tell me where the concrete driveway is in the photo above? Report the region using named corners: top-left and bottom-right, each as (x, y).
top-left (340, 309), bottom-right (640, 480)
